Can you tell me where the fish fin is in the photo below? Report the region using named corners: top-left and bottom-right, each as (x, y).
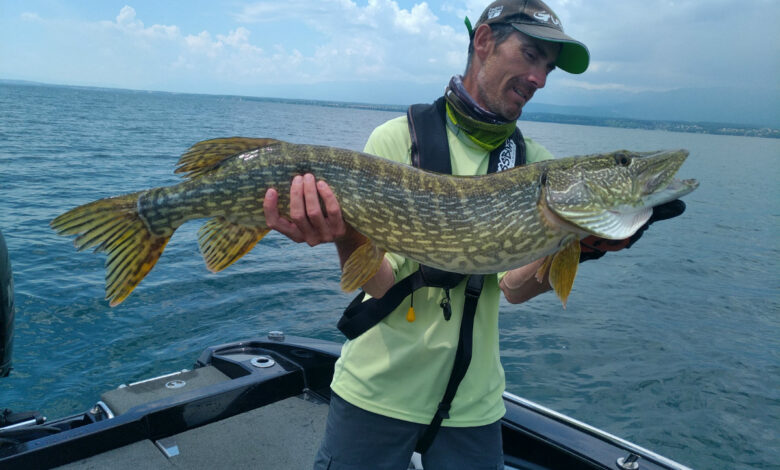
top-left (549, 238), bottom-right (581, 309)
top-left (535, 255), bottom-right (553, 283)
top-left (198, 218), bottom-right (270, 272)
top-left (51, 193), bottom-right (171, 307)
top-left (176, 137), bottom-right (281, 178)
top-left (553, 206), bottom-right (652, 240)
top-left (341, 241), bottom-right (385, 292)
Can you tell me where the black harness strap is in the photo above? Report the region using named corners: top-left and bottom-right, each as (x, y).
top-left (338, 268), bottom-right (442, 340)
top-left (414, 274), bottom-right (484, 454)
top-left (408, 97), bottom-right (451, 172)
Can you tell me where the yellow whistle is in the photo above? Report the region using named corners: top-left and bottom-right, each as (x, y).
top-left (406, 306), bottom-right (416, 322)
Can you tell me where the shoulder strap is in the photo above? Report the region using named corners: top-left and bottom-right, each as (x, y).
top-left (408, 96), bottom-right (450, 173)
top-left (414, 274), bottom-right (484, 453)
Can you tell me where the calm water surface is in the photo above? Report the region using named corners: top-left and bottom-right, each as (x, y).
top-left (1, 83), bottom-right (778, 469)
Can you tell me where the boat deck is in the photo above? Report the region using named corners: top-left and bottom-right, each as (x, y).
top-left (57, 395), bottom-right (329, 469)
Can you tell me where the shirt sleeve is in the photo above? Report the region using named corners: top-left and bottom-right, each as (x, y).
top-left (363, 116), bottom-right (413, 165)
top-left (523, 137), bottom-right (554, 163)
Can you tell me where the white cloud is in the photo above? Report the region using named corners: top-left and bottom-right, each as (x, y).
top-left (184, 31), bottom-right (223, 58)
top-left (554, 0), bottom-right (778, 91)
top-left (102, 5), bottom-right (180, 39)
top-left (393, 3), bottom-right (437, 34)
top-left (34, 2), bottom-right (463, 90)
top-left (229, 0), bottom-right (466, 82)
top-left (5, 0), bottom-right (776, 108)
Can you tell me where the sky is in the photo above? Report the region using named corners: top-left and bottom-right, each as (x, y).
top-left (1, 0), bottom-right (779, 122)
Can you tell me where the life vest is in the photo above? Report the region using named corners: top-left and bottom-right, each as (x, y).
top-left (337, 96), bottom-right (525, 453)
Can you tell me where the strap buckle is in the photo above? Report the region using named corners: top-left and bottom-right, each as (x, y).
top-left (435, 402), bottom-right (451, 420)
top-left (465, 275), bottom-right (484, 299)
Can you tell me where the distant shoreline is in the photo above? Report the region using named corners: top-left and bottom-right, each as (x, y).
top-left (3, 78), bottom-right (778, 139)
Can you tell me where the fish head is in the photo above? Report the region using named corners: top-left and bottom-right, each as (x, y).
top-left (543, 149), bottom-right (699, 240)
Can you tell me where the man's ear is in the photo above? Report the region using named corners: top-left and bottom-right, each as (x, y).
top-left (472, 24), bottom-right (495, 61)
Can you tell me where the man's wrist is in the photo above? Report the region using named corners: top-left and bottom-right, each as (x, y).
top-left (334, 225), bottom-right (368, 269)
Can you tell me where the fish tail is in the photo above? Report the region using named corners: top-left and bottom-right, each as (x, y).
top-left (51, 192), bottom-right (171, 306)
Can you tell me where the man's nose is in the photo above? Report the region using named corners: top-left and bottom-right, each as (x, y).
top-left (528, 66), bottom-right (548, 89)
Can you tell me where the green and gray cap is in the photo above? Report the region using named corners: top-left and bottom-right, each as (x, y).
top-left (470, 0), bottom-right (590, 74)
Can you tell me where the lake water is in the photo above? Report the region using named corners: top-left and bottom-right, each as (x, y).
top-left (0, 82), bottom-right (778, 469)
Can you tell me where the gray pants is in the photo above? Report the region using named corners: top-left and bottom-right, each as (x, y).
top-left (313, 392), bottom-right (503, 470)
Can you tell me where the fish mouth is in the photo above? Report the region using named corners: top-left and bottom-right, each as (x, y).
top-left (635, 149), bottom-right (697, 205)
top-left (642, 177), bottom-right (699, 207)
top-left (636, 149), bottom-right (689, 195)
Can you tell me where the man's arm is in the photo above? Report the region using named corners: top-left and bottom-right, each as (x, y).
top-left (499, 258), bottom-right (551, 304)
top-left (501, 200), bottom-right (688, 304)
top-left (263, 173), bottom-right (395, 298)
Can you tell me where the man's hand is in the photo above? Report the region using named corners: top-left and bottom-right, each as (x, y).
top-left (500, 258), bottom-right (551, 304)
top-left (263, 174), bottom-right (394, 296)
top-left (263, 173), bottom-right (347, 246)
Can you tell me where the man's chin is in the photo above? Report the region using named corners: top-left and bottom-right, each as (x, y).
top-left (502, 108), bottom-right (522, 121)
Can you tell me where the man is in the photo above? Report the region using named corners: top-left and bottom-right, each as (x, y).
top-left (264, 1), bottom-right (590, 467)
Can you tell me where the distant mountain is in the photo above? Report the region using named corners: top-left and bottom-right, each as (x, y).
top-left (528, 87), bottom-right (780, 128)
top-left (4, 79), bottom-right (777, 135)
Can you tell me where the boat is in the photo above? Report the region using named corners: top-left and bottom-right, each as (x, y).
top-left (0, 230), bottom-right (692, 469)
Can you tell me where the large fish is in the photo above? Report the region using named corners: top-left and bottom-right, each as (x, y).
top-left (51, 137), bottom-right (698, 307)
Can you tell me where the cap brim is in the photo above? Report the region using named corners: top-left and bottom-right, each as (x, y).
top-left (510, 23), bottom-right (590, 74)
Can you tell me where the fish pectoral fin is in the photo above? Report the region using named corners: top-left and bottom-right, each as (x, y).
top-left (175, 137), bottom-right (282, 178)
top-left (341, 241), bottom-right (385, 292)
top-left (198, 218), bottom-right (270, 272)
top-left (50, 192), bottom-right (171, 307)
top-left (549, 238), bottom-right (581, 309)
top-left (535, 255), bottom-right (554, 283)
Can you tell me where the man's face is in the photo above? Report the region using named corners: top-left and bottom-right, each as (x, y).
top-left (475, 30), bottom-right (560, 121)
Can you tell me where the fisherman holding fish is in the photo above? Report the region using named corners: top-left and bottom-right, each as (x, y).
top-left (51, 0), bottom-right (693, 467)
top-left (264, 1), bottom-right (637, 468)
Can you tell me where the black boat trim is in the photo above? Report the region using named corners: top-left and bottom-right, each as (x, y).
top-left (502, 391), bottom-right (692, 470)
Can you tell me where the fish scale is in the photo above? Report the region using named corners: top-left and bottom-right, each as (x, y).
top-left (51, 137), bottom-right (697, 307)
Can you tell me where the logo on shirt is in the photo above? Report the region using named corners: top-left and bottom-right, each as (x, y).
top-left (497, 140), bottom-right (516, 172)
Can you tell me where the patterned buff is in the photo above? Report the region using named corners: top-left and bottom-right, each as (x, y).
top-left (444, 75), bottom-right (517, 151)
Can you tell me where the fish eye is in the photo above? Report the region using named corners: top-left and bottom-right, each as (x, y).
top-left (615, 153), bottom-right (631, 167)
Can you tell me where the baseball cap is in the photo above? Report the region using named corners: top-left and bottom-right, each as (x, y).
top-left (469, 0), bottom-right (590, 74)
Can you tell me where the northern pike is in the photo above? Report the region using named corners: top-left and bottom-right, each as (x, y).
top-left (51, 137), bottom-right (698, 307)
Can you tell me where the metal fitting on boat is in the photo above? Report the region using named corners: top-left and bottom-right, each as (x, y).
top-left (165, 380), bottom-right (187, 389)
top-left (617, 453), bottom-right (640, 469)
top-left (250, 355), bottom-right (275, 368)
top-left (268, 331), bottom-right (285, 341)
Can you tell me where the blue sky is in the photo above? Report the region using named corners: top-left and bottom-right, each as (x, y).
top-left (2, 0), bottom-right (779, 117)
